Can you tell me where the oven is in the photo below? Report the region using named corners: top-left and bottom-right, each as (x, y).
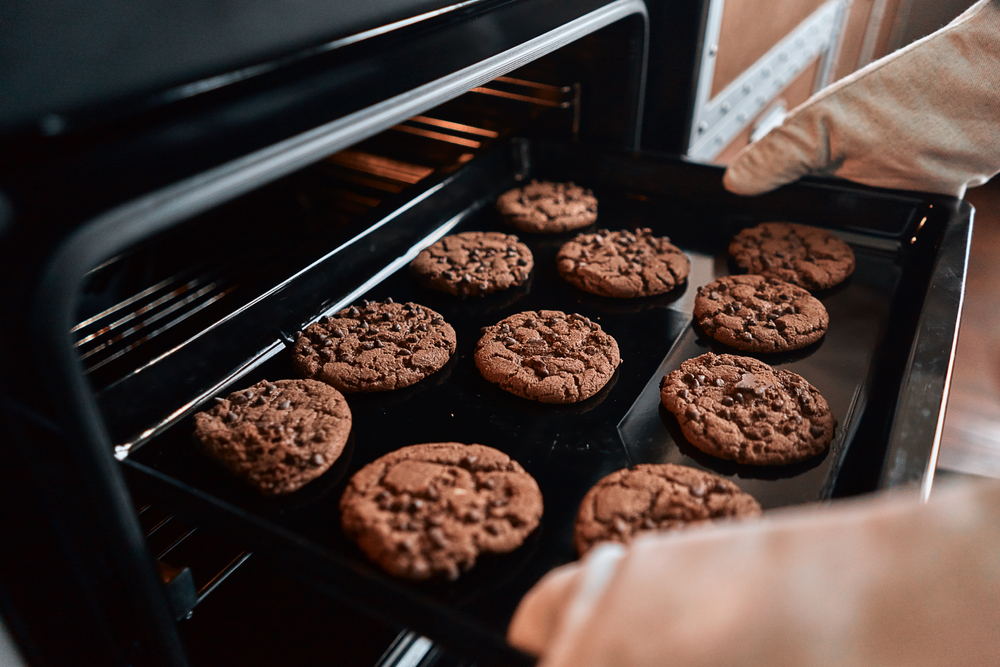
top-left (0, 1), bottom-right (971, 665)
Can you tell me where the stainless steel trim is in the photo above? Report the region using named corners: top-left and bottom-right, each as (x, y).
top-left (879, 203), bottom-right (974, 499)
top-left (687, 0), bottom-right (841, 162)
top-left (376, 632), bottom-right (434, 667)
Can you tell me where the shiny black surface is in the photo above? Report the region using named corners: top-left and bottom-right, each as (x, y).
top-left (119, 141), bottom-right (963, 661)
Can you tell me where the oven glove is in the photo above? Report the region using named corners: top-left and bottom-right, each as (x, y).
top-left (507, 478), bottom-right (1000, 667)
top-left (723, 0), bottom-right (1000, 199)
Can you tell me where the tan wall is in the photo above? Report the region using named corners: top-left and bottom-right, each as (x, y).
top-left (833, 0), bottom-right (877, 80)
top-left (712, 0), bottom-right (829, 97)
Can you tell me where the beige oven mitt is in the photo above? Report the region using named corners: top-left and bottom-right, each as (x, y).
top-left (508, 479), bottom-right (1000, 667)
top-left (723, 0), bottom-right (1000, 198)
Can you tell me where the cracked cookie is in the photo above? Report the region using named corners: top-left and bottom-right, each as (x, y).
top-left (194, 379), bottom-right (352, 495)
top-left (729, 222), bottom-right (855, 291)
top-left (660, 353), bottom-right (836, 465)
top-left (474, 310), bottom-right (621, 404)
top-left (293, 300), bottom-right (456, 393)
top-left (496, 180), bottom-right (598, 233)
top-left (557, 227), bottom-right (690, 298)
top-left (409, 231), bottom-right (533, 297)
top-left (574, 463), bottom-right (761, 555)
top-left (340, 442), bottom-right (543, 581)
top-left (694, 275), bottom-right (829, 352)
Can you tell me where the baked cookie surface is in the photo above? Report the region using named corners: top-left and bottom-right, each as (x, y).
top-left (474, 310), bottom-right (621, 404)
top-left (496, 180), bottom-right (598, 233)
top-left (193, 379), bottom-right (352, 495)
top-left (694, 275), bottom-right (829, 352)
top-left (409, 231), bottom-right (533, 297)
top-left (293, 300), bottom-right (456, 393)
top-left (339, 442), bottom-right (543, 581)
top-left (574, 463), bottom-right (761, 555)
top-left (660, 353), bottom-right (836, 465)
top-left (556, 228), bottom-right (690, 298)
top-left (729, 222), bottom-right (855, 290)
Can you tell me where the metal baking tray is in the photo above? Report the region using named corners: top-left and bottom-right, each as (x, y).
top-left (119, 139), bottom-right (970, 665)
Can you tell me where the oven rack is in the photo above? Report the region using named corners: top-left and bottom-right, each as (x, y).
top-left (74, 77), bottom-right (576, 392)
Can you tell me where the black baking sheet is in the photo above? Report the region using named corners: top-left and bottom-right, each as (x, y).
top-left (122, 141), bottom-right (953, 663)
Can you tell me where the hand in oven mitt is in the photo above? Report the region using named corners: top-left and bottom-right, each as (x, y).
top-left (508, 479), bottom-right (1000, 667)
top-left (724, 0), bottom-right (1000, 198)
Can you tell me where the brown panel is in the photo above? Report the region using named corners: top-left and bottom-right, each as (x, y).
top-left (714, 57), bottom-right (822, 164)
top-left (833, 0), bottom-right (877, 81)
top-left (872, 0), bottom-right (906, 60)
top-left (711, 0), bottom-right (829, 98)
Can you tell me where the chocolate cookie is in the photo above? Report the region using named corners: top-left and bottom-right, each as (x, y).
top-left (496, 180), bottom-right (598, 233)
top-left (660, 353), bottom-right (836, 465)
top-left (557, 227), bottom-right (690, 298)
top-left (193, 379), bottom-right (352, 495)
top-left (293, 300), bottom-right (456, 393)
top-left (475, 310), bottom-right (621, 404)
top-left (409, 231), bottom-right (533, 297)
top-left (574, 463), bottom-right (761, 555)
top-left (729, 222), bottom-right (855, 290)
top-left (339, 443), bottom-right (543, 581)
top-left (694, 275), bottom-right (829, 352)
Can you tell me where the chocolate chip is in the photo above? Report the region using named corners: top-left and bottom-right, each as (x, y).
top-left (809, 425), bottom-right (825, 437)
top-left (278, 400), bottom-right (291, 410)
top-left (428, 527), bottom-right (448, 548)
